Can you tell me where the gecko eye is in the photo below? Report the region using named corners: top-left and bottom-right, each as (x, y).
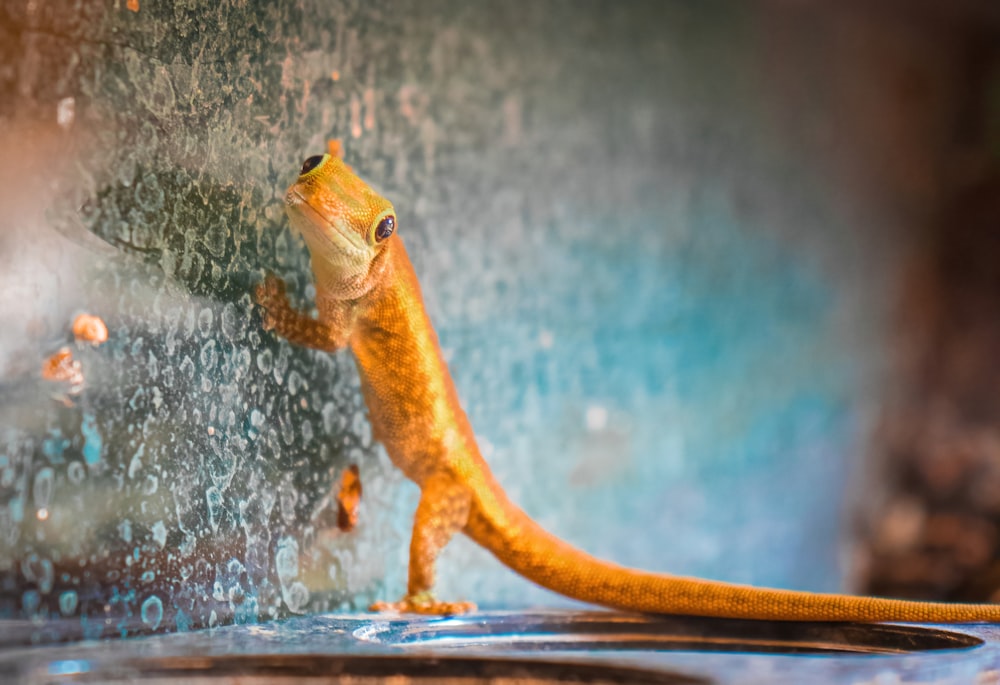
top-left (374, 215), bottom-right (395, 243)
top-left (299, 154), bottom-right (328, 176)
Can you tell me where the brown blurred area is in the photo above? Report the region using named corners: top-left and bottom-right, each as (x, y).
top-left (857, 13), bottom-right (1000, 601)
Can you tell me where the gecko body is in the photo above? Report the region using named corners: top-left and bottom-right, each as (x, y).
top-left (257, 144), bottom-right (1000, 622)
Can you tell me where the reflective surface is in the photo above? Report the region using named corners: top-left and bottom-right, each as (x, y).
top-left (3, 611), bottom-right (1000, 685)
top-left (19, 655), bottom-right (708, 685)
top-left (3, 6), bottom-right (1000, 685)
top-left (354, 612), bottom-right (984, 655)
top-left (1, 1), bottom-right (935, 633)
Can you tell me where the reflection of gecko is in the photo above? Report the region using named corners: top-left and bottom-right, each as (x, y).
top-left (257, 141), bottom-right (1000, 621)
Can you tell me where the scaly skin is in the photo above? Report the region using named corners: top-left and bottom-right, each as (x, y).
top-left (257, 142), bottom-right (1000, 622)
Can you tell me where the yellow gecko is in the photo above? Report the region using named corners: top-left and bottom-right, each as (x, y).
top-left (256, 142), bottom-right (1000, 622)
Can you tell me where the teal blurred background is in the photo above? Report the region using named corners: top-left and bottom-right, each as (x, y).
top-left (0, 0), bottom-right (994, 637)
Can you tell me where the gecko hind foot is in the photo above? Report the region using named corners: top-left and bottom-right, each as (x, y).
top-left (370, 592), bottom-right (476, 616)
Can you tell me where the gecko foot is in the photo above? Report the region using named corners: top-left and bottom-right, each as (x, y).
top-left (255, 273), bottom-right (289, 331)
top-left (370, 592), bottom-right (476, 616)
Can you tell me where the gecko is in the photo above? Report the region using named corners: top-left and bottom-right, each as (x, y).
top-left (255, 141), bottom-right (1000, 622)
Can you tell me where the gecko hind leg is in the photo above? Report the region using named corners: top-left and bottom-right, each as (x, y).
top-left (370, 471), bottom-right (476, 616)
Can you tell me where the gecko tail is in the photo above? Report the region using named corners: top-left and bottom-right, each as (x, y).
top-left (463, 498), bottom-right (1000, 623)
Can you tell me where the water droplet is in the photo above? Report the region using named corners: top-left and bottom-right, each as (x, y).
top-left (322, 403), bottom-right (338, 434)
top-left (203, 216), bottom-right (228, 259)
top-left (179, 356), bottom-right (195, 380)
top-left (275, 537), bottom-right (298, 583)
top-left (38, 558), bottom-right (53, 593)
top-left (128, 387), bottom-right (147, 412)
top-left (221, 302), bottom-right (239, 341)
top-left (67, 461), bottom-right (86, 485)
top-left (206, 486), bottom-right (223, 532)
top-left (134, 171), bottom-right (165, 213)
top-left (128, 445), bottom-right (145, 479)
top-left (150, 386), bottom-right (164, 410)
top-left (141, 595), bottom-right (163, 630)
top-left (198, 308), bottom-right (214, 337)
top-left (200, 340), bottom-right (218, 369)
top-left (175, 609), bottom-right (191, 632)
top-left (80, 414), bottom-right (103, 465)
top-left (9, 497), bottom-right (23, 523)
top-left (151, 520), bottom-right (167, 548)
top-left (179, 532), bottom-right (195, 557)
top-left (22, 590), bottom-right (40, 615)
top-left (33, 467), bottom-right (54, 511)
top-left (256, 349), bottom-right (273, 374)
top-left (273, 345), bottom-right (290, 383)
top-left (287, 370), bottom-right (304, 395)
top-left (42, 433), bottom-right (68, 463)
top-left (233, 348), bottom-right (252, 379)
top-left (279, 484), bottom-right (296, 524)
top-left (59, 590), bottom-right (78, 616)
top-left (183, 306), bottom-right (197, 339)
top-left (282, 581), bottom-right (309, 613)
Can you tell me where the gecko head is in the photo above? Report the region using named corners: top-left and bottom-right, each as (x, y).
top-left (285, 152), bottom-right (397, 299)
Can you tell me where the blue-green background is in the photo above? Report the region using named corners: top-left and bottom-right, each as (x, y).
top-left (0, 0), bottom-right (947, 633)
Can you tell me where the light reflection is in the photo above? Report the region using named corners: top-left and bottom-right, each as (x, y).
top-left (47, 659), bottom-right (90, 676)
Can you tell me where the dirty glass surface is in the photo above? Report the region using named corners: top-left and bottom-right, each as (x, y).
top-left (0, 1), bottom-right (912, 639)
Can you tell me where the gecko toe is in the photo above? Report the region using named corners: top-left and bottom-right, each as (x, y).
top-left (370, 595), bottom-right (476, 616)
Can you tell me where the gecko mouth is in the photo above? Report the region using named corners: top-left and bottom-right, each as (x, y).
top-left (286, 189), bottom-right (370, 257)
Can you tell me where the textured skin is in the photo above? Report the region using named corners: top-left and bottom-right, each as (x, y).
top-left (257, 142), bottom-right (1000, 622)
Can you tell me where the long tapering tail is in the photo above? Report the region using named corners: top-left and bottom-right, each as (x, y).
top-left (464, 494), bottom-right (1000, 623)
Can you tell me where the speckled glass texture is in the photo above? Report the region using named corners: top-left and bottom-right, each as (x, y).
top-left (0, 1), bottom-right (919, 639)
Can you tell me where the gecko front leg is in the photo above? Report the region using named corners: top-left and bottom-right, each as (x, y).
top-left (255, 273), bottom-right (347, 352)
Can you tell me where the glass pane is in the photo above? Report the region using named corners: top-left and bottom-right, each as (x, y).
top-left (0, 1), bottom-right (948, 640)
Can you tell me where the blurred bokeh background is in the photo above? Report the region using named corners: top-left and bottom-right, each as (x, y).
top-left (0, 0), bottom-right (998, 641)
